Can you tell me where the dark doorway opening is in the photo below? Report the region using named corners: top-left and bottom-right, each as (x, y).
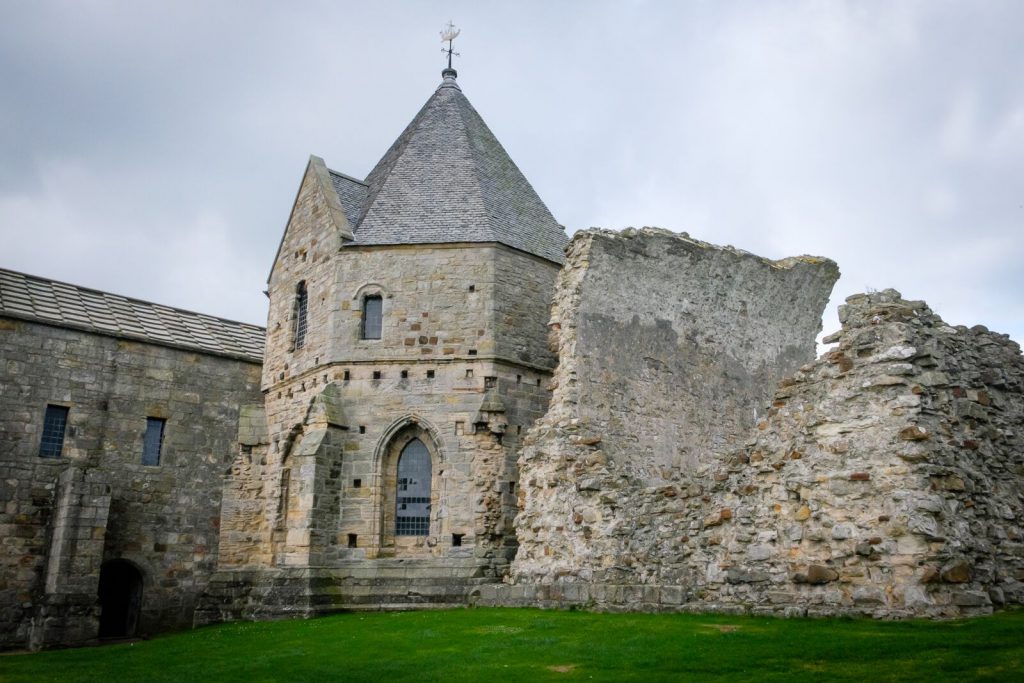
top-left (98, 559), bottom-right (143, 639)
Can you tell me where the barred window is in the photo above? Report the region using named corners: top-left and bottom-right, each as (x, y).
top-left (293, 281), bottom-right (308, 349)
top-left (39, 405), bottom-right (69, 458)
top-left (362, 295), bottom-right (382, 340)
top-left (142, 417), bottom-right (165, 466)
top-left (395, 438), bottom-right (431, 536)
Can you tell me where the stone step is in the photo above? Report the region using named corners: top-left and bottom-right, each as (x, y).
top-left (194, 565), bottom-right (501, 626)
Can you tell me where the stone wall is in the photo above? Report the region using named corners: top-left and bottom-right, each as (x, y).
top-left (495, 233), bottom-right (1024, 618)
top-left (0, 317), bottom-right (262, 648)
top-left (512, 228), bottom-right (839, 584)
top-left (218, 219), bottom-right (562, 585)
top-left (705, 289), bottom-right (1024, 616)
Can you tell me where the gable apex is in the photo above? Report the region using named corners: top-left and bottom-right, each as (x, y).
top-left (267, 155), bottom-right (356, 284)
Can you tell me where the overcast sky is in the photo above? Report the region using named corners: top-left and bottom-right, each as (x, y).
top-left (2, 1), bottom-right (1022, 347)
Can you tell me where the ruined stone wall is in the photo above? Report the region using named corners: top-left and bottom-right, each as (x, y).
top-left (702, 289), bottom-right (1024, 617)
top-left (494, 243), bottom-right (1024, 618)
top-left (0, 317), bottom-right (262, 648)
top-left (512, 228), bottom-right (838, 584)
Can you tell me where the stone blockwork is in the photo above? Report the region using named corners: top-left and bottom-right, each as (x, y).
top-left (218, 242), bottom-right (559, 576)
top-left (0, 317), bottom-right (262, 649)
top-left (512, 228), bottom-right (839, 584)
top-left (496, 264), bottom-right (1024, 618)
top-left (212, 165), bottom-right (561, 619)
top-left (708, 289), bottom-right (1024, 617)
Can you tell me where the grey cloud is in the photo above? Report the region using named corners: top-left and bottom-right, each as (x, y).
top-left (0, 1), bottom-right (1021, 345)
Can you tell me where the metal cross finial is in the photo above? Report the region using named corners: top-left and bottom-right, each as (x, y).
top-left (440, 21), bottom-right (461, 69)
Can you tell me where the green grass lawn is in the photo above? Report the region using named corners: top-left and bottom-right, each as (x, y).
top-left (3, 608), bottom-right (1022, 682)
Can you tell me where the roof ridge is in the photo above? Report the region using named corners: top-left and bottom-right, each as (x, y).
top-left (454, 93), bottom-right (500, 224)
top-left (0, 269), bottom-right (265, 362)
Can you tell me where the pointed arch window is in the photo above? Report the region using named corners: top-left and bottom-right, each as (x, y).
top-left (293, 281), bottom-right (308, 349)
top-left (395, 438), bottom-right (431, 536)
top-left (362, 294), bottom-right (382, 340)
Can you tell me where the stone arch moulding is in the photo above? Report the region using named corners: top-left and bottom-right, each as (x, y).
top-left (351, 282), bottom-right (393, 300)
top-left (371, 415), bottom-right (448, 557)
top-left (372, 414), bottom-right (447, 466)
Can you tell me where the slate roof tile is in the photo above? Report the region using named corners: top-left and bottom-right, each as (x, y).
top-left (330, 71), bottom-right (568, 264)
top-left (0, 268), bottom-right (265, 363)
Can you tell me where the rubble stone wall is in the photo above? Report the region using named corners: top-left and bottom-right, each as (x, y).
top-left (512, 228), bottom-right (839, 584)
top-left (707, 289), bottom-right (1024, 617)
top-left (502, 235), bottom-right (1024, 618)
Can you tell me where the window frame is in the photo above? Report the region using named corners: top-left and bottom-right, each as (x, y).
top-left (293, 280), bottom-right (309, 350)
top-left (141, 417), bottom-right (166, 466)
top-left (39, 404), bottom-right (70, 458)
top-left (361, 294), bottom-right (383, 340)
top-left (394, 438), bottom-right (431, 536)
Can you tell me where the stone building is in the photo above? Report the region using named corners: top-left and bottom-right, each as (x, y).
top-left (3, 65), bottom-right (1024, 649)
top-left (0, 268), bottom-right (263, 649)
top-left (197, 66), bottom-right (568, 620)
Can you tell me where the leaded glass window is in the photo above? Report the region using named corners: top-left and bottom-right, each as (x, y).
top-left (395, 438), bottom-right (431, 536)
top-left (362, 295), bottom-right (382, 340)
top-left (142, 417), bottom-right (165, 466)
top-left (294, 281), bottom-right (308, 349)
top-left (39, 405), bottom-right (69, 458)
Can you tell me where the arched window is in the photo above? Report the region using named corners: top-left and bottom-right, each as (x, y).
top-left (362, 294), bottom-right (382, 340)
top-left (395, 438), bottom-right (430, 536)
top-left (293, 281), bottom-right (308, 349)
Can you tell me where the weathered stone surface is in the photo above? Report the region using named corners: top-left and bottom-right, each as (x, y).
top-left (942, 561), bottom-right (971, 584)
top-left (0, 316), bottom-right (262, 649)
top-left (510, 270), bottom-right (1024, 619)
top-left (513, 227), bottom-right (838, 586)
top-left (807, 565), bottom-right (839, 584)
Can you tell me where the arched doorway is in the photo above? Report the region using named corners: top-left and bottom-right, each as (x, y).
top-left (98, 559), bottom-right (143, 639)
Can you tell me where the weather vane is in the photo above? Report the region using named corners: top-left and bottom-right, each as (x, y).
top-left (440, 21), bottom-right (460, 69)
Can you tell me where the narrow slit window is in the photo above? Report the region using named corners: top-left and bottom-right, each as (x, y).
top-left (39, 405), bottom-right (69, 458)
top-left (279, 469), bottom-right (291, 523)
top-left (142, 417), bottom-right (166, 466)
top-left (293, 281), bottom-right (308, 349)
top-left (362, 295), bottom-right (382, 340)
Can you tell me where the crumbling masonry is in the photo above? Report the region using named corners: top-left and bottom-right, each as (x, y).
top-left (482, 229), bottom-right (1024, 617)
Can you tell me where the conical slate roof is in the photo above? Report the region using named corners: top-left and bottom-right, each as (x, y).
top-left (334, 69), bottom-right (567, 264)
